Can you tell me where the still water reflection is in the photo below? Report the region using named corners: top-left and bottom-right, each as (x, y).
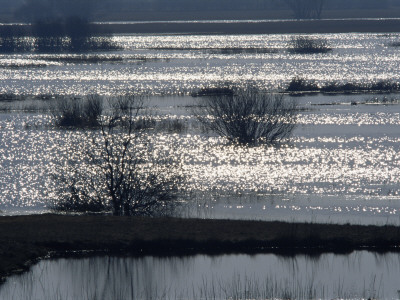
top-left (1, 251), bottom-right (400, 299)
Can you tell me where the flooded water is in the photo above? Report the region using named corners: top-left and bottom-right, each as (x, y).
top-left (1, 32), bottom-right (400, 224)
top-left (2, 94), bottom-right (400, 224)
top-left (1, 251), bottom-right (400, 299)
top-left (2, 29), bottom-right (400, 300)
top-left (0, 33), bottom-right (399, 95)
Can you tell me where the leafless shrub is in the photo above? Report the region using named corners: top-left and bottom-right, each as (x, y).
top-left (51, 95), bottom-right (184, 216)
top-left (83, 94), bottom-right (102, 125)
top-left (195, 86), bottom-right (297, 145)
top-left (52, 95), bottom-right (102, 128)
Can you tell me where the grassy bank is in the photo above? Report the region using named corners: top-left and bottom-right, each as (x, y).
top-left (1, 214), bottom-right (400, 282)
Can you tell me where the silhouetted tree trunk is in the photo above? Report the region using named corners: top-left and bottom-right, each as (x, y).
top-left (284, 0), bottom-right (325, 19)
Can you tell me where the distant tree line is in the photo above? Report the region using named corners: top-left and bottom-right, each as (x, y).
top-left (283, 0), bottom-right (324, 19)
top-left (14, 0), bottom-right (95, 21)
top-left (8, 0), bottom-right (400, 22)
top-left (0, 16), bottom-right (120, 53)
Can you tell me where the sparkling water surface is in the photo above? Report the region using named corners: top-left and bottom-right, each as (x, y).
top-left (1, 33), bottom-right (400, 224)
top-left (0, 33), bottom-right (400, 95)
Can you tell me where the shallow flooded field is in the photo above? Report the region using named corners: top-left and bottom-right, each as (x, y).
top-left (2, 28), bottom-right (400, 300)
top-left (2, 32), bottom-right (400, 224)
top-left (1, 94), bottom-right (400, 224)
top-left (0, 33), bottom-right (400, 95)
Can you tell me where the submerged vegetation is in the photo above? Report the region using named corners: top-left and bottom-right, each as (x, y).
top-left (148, 46), bottom-right (278, 54)
top-left (286, 76), bottom-right (320, 92)
top-left (43, 54), bottom-right (124, 63)
top-left (47, 85), bottom-right (298, 216)
top-left (286, 77), bottom-right (400, 94)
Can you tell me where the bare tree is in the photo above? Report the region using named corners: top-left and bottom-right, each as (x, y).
top-left (284, 0), bottom-right (325, 19)
top-left (52, 94), bottom-right (184, 216)
top-left (195, 87), bottom-right (297, 145)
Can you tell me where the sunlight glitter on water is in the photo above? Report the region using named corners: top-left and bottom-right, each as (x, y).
top-left (1, 33), bottom-right (400, 95)
top-left (2, 95), bottom-right (400, 224)
top-left (1, 32), bottom-right (400, 223)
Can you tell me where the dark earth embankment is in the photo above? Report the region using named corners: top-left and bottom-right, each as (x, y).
top-left (1, 214), bottom-right (400, 282)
